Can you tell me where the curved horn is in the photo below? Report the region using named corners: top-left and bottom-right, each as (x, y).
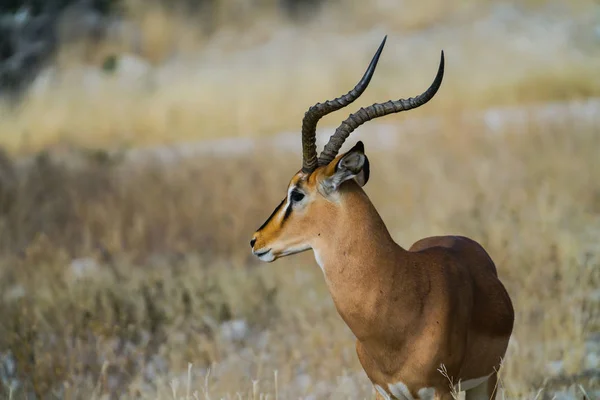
top-left (301, 36), bottom-right (387, 173)
top-left (318, 50), bottom-right (445, 167)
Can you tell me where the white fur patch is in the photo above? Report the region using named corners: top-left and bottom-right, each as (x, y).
top-left (313, 249), bottom-right (325, 273)
top-left (274, 184), bottom-right (296, 225)
top-left (454, 374), bottom-right (490, 392)
top-left (416, 387), bottom-right (436, 400)
top-left (257, 250), bottom-right (275, 262)
top-left (380, 382), bottom-right (436, 400)
top-left (388, 382), bottom-right (414, 400)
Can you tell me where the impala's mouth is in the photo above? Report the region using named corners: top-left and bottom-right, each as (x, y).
top-left (252, 245), bottom-right (310, 263)
top-left (253, 248), bottom-right (275, 262)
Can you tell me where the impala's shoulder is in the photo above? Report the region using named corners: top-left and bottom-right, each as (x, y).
top-left (408, 235), bottom-right (500, 279)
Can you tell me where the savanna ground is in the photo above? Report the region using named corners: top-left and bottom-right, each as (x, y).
top-left (0, 0), bottom-right (599, 399)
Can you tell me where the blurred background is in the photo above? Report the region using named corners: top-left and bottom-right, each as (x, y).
top-left (0, 0), bottom-right (599, 398)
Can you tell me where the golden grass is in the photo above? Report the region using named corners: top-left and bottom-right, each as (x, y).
top-left (0, 1), bottom-right (598, 397)
top-left (0, 108), bottom-right (598, 398)
top-left (0, 0), bottom-right (599, 154)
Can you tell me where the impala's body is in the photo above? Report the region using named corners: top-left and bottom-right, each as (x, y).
top-left (250, 37), bottom-right (514, 400)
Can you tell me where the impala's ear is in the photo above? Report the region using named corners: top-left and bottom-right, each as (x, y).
top-left (320, 141), bottom-right (370, 195)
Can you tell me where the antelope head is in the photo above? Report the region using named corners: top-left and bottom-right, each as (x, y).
top-left (250, 36), bottom-right (444, 263)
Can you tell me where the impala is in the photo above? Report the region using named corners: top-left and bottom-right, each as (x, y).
top-left (250, 36), bottom-right (514, 400)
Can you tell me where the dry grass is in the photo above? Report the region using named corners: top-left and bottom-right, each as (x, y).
top-left (0, 1), bottom-right (598, 398)
top-left (0, 0), bottom-right (600, 154)
top-left (0, 107), bottom-right (598, 398)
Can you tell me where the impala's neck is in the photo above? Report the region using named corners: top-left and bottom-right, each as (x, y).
top-left (311, 183), bottom-right (409, 340)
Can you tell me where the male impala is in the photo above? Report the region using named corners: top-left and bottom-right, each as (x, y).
top-left (250, 37), bottom-right (514, 400)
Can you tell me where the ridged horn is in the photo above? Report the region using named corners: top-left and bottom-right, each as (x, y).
top-left (317, 50), bottom-right (445, 167)
top-left (301, 36), bottom-right (387, 173)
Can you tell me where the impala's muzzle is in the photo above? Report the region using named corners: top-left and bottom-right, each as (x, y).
top-left (250, 232), bottom-right (276, 262)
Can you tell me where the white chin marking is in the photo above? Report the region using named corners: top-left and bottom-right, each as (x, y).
top-left (258, 251), bottom-right (275, 262)
top-left (256, 245), bottom-right (310, 263)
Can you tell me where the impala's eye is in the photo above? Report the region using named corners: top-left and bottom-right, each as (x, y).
top-left (290, 190), bottom-right (305, 203)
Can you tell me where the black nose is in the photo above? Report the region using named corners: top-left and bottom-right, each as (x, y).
top-left (250, 238), bottom-right (256, 248)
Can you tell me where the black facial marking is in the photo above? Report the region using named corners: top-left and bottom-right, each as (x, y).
top-left (282, 203), bottom-right (292, 223)
top-left (257, 198), bottom-right (285, 231)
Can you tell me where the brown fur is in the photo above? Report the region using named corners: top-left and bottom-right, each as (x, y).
top-left (251, 146), bottom-right (514, 399)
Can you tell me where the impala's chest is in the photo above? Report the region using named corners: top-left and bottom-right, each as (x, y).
top-left (325, 280), bottom-right (391, 341)
top-left (356, 337), bottom-right (458, 400)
